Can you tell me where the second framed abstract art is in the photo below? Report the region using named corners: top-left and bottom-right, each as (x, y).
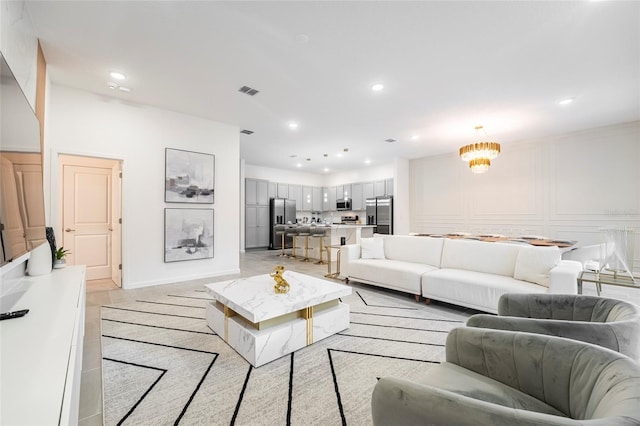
top-left (164, 208), bottom-right (214, 263)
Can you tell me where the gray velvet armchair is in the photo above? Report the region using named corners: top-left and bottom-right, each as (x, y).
top-left (466, 293), bottom-right (640, 360)
top-left (371, 327), bottom-right (640, 426)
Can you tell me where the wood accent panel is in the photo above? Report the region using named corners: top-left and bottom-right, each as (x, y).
top-left (36, 41), bottom-right (47, 157)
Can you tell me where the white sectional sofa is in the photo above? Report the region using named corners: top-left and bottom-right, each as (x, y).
top-left (340, 235), bottom-right (583, 313)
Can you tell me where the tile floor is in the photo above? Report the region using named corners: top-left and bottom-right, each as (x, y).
top-left (78, 249), bottom-right (475, 425)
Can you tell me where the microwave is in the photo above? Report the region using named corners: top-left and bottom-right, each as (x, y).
top-left (336, 199), bottom-right (352, 211)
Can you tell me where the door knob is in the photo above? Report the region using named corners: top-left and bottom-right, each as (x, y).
top-left (65, 228), bottom-right (76, 232)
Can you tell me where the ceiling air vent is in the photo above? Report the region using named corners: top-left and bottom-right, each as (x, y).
top-left (238, 85), bottom-right (259, 96)
top-left (384, 138), bottom-right (396, 143)
top-left (240, 129), bottom-right (254, 135)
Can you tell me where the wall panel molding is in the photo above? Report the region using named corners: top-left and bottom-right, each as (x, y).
top-left (409, 121), bottom-right (640, 272)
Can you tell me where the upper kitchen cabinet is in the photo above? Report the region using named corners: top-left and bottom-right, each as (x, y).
top-left (245, 178), bottom-right (269, 206)
top-left (268, 182), bottom-right (277, 200)
top-left (322, 187), bottom-right (330, 211)
top-left (312, 187), bottom-right (322, 211)
top-left (337, 184), bottom-right (352, 200)
top-left (351, 183), bottom-right (363, 210)
top-left (363, 182), bottom-right (375, 201)
top-left (277, 183), bottom-right (289, 199)
top-left (289, 184), bottom-right (302, 210)
top-left (374, 180), bottom-right (386, 197)
top-left (323, 186), bottom-right (337, 211)
top-left (302, 186), bottom-right (313, 211)
top-left (385, 178), bottom-right (394, 196)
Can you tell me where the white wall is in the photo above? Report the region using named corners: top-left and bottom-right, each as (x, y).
top-left (45, 85), bottom-right (240, 289)
top-left (410, 121), bottom-right (640, 271)
top-left (245, 164), bottom-right (324, 187)
top-left (324, 163), bottom-right (393, 186)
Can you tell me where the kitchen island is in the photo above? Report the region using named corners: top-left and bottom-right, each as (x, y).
top-left (292, 224), bottom-right (375, 261)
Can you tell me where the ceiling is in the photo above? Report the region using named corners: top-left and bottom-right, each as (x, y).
top-left (26, 1), bottom-right (640, 173)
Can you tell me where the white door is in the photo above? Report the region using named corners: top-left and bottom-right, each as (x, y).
top-left (61, 155), bottom-right (122, 284)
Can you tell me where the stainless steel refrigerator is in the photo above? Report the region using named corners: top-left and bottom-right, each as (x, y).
top-left (269, 198), bottom-right (297, 249)
top-left (365, 196), bottom-right (393, 235)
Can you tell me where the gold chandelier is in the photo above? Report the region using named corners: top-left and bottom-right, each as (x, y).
top-left (459, 125), bottom-right (500, 173)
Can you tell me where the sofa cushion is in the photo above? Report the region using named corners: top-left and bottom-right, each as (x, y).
top-left (349, 259), bottom-right (438, 294)
top-left (360, 237), bottom-right (386, 259)
top-left (440, 239), bottom-right (520, 277)
top-left (422, 269), bottom-right (546, 313)
top-left (418, 362), bottom-right (566, 417)
top-left (382, 235), bottom-right (444, 267)
top-left (513, 246), bottom-right (560, 287)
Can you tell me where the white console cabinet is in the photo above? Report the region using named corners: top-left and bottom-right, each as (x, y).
top-left (0, 265), bottom-right (86, 425)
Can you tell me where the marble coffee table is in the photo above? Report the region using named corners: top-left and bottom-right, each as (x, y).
top-left (205, 271), bottom-right (351, 367)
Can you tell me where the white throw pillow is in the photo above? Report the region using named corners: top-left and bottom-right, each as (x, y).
top-left (360, 237), bottom-right (386, 260)
top-left (514, 246), bottom-right (560, 287)
top-left (26, 242), bottom-right (53, 276)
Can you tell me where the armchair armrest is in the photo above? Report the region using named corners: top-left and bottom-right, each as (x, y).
top-left (372, 376), bottom-right (571, 426)
top-left (547, 260), bottom-right (582, 294)
top-left (466, 314), bottom-right (626, 355)
top-left (339, 244), bottom-right (360, 278)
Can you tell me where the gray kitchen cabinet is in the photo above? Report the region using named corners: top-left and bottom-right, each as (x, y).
top-left (362, 182), bottom-right (375, 201)
top-left (322, 187), bottom-right (330, 211)
top-left (337, 184), bottom-right (352, 200)
top-left (268, 182), bottom-right (277, 199)
top-left (245, 205), bottom-right (269, 248)
top-left (277, 183), bottom-right (289, 198)
top-left (256, 205), bottom-right (270, 247)
top-left (289, 184), bottom-right (302, 210)
top-left (245, 179), bottom-right (258, 205)
top-left (327, 186), bottom-right (337, 210)
top-left (351, 182), bottom-right (363, 210)
top-left (374, 180), bottom-right (386, 197)
top-left (312, 186), bottom-right (322, 211)
top-left (385, 178), bottom-right (394, 196)
top-left (245, 179), bottom-right (270, 248)
top-left (302, 186), bottom-right (313, 211)
top-left (257, 180), bottom-right (269, 205)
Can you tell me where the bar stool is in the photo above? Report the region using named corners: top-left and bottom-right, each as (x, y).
top-left (285, 226), bottom-right (299, 258)
top-left (274, 225), bottom-right (287, 257)
top-left (312, 227), bottom-right (327, 265)
top-left (297, 226), bottom-right (312, 262)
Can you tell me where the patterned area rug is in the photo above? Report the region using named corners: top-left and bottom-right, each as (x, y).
top-left (101, 285), bottom-right (464, 425)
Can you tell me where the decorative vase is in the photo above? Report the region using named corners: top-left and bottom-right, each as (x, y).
top-left (53, 259), bottom-right (67, 269)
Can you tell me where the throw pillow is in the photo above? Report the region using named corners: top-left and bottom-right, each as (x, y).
top-left (361, 237), bottom-right (385, 259)
top-left (514, 246), bottom-right (560, 287)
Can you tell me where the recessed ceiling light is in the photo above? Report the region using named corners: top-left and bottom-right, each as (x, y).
top-left (118, 86), bottom-right (131, 93)
top-left (306, 158), bottom-right (311, 161)
top-left (296, 163), bottom-right (302, 168)
top-left (371, 83), bottom-right (384, 92)
top-left (323, 168), bottom-right (329, 172)
top-left (343, 148), bottom-right (349, 152)
top-left (288, 122), bottom-right (299, 130)
top-left (336, 153), bottom-right (343, 158)
top-left (364, 159), bottom-right (371, 165)
top-left (411, 135), bottom-right (419, 141)
top-left (323, 154), bottom-right (328, 157)
top-left (384, 138), bottom-right (396, 143)
top-left (110, 71), bottom-right (126, 80)
top-left (558, 98), bottom-right (574, 105)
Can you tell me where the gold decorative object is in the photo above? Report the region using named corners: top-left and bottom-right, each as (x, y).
top-left (459, 125), bottom-right (500, 174)
top-left (271, 265), bottom-right (290, 294)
